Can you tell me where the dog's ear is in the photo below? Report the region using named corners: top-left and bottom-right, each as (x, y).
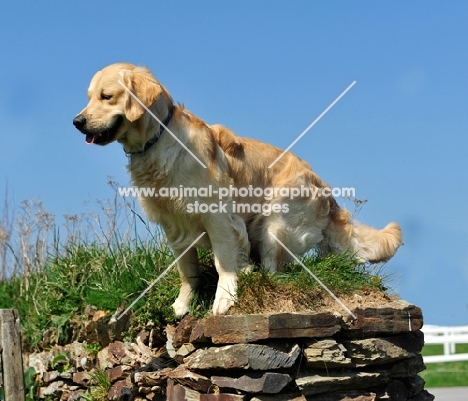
top-left (121, 69), bottom-right (162, 122)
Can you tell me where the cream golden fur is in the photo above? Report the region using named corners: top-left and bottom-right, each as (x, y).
top-left (73, 63), bottom-right (402, 316)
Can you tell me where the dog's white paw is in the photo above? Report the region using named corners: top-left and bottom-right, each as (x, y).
top-left (172, 298), bottom-right (190, 317)
top-left (212, 296), bottom-right (235, 315)
top-left (212, 275), bottom-right (237, 315)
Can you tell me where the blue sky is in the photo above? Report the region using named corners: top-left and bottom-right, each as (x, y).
top-left (1, 1), bottom-right (467, 325)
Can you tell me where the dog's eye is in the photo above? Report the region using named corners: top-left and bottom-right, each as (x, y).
top-left (101, 93), bottom-right (113, 100)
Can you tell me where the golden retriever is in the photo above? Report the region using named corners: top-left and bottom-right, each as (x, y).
top-left (73, 63), bottom-right (402, 316)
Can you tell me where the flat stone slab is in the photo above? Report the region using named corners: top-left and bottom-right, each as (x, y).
top-left (296, 371), bottom-right (384, 396)
top-left (344, 300), bottom-right (423, 335)
top-left (211, 372), bottom-right (292, 394)
top-left (379, 355), bottom-right (426, 378)
top-left (184, 343), bottom-right (301, 370)
top-left (167, 365), bottom-right (213, 393)
top-left (345, 332), bottom-right (424, 366)
top-left (167, 380), bottom-right (246, 401)
top-left (197, 312), bottom-right (340, 344)
top-left (188, 302), bottom-right (422, 344)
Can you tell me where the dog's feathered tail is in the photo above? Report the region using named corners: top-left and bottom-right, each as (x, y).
top-left (322, 201), bottom-right (402, 263)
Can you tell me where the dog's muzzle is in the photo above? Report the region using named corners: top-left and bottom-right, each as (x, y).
top-left (73, 114), bottom-right (123, 145)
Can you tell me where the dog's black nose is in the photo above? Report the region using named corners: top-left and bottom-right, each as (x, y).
top-left (73, 114), bottom-right (87, 130)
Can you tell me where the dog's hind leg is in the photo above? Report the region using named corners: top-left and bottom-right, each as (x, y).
top-left (171, 247), bottom-right (200, 317)
top-left (251, 197), bottom-right (330, 272)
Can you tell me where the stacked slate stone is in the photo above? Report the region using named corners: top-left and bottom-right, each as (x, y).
top-left (134, 300), bottom-right (435, 401)
top-left (25, 300), bottom-right (435, 400)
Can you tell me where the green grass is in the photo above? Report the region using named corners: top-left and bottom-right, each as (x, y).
top-left (421, 343), bottom-right (468, 387)
top-left (82, 369), bottom-right (111, 401)
top-left (233, 253), bottom-right (388, 314)
top-left (0, 236), bottom-right (185, 349)
top-left (421, 361), bottom-right (468, 387)
top-left (0, 188), bottom-right (185, 349)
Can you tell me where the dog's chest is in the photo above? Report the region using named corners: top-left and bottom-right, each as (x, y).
top-left (128, 156), bottom-right (207, 228)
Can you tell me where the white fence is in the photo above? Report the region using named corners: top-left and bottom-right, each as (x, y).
top-left (422, 324), bottom-right (468, 363)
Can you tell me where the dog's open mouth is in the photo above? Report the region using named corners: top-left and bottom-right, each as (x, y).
top-left (83, 115), bottom-right (124, 146)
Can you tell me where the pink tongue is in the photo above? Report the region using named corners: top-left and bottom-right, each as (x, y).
top-left (85, 134), bottom-right (95, 144)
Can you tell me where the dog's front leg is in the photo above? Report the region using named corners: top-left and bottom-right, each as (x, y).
top-left (212, 251), bottom-right (238, 316)
top-left (171, 247), bottom-right (200, 317)
top-left (206, 214), bottom-right (250, 315)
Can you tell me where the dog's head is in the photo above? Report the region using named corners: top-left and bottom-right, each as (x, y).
top-left (73, 63), bottom-right (172, 147)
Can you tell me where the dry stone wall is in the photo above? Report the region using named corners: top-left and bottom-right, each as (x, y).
top-left (24, 300), bottom-right (435, 400)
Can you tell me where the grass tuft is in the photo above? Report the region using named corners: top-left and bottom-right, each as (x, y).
top-left (82, 369), bottom-right (111, 401)
top-left (233, 252), bottom-right (388, 315)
